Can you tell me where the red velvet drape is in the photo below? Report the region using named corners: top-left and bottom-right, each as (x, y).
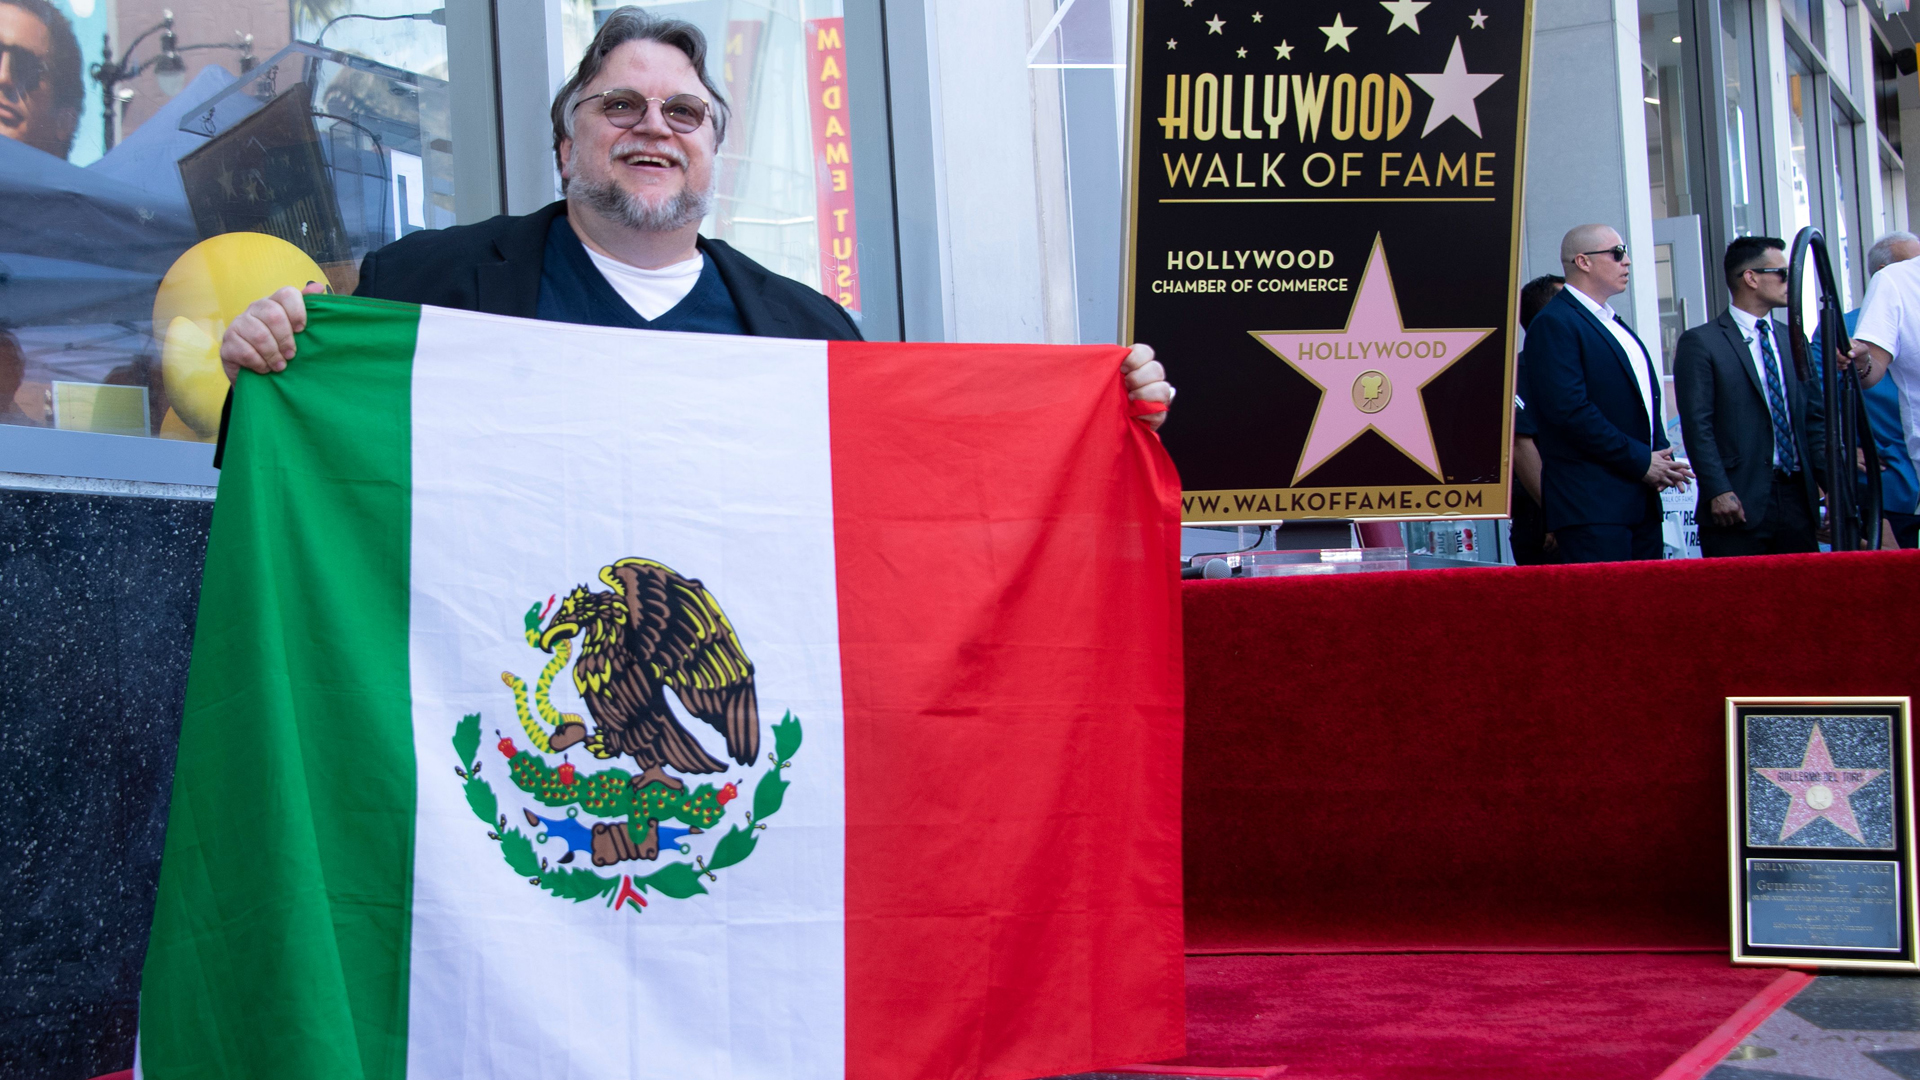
top-left (1183, 551), bottom-right (1920, 952)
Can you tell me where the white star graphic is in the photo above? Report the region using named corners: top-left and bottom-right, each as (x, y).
top-left (1166, 38), bottom-right (1178, 49)
top-left (1274, 40), bottom-right (1293, 59)
top-left (1407, 37), bottom-right (1503, 136)
top-left (1251, 11), bottom-right (1264, 22)
top-left (1380, 0), bottom-right (1429, 33)
top-left (1182, 0), bottom-right (1194, 6)
top-left (1236, 46), bottom-right (1248, 57)
top-left (1320, 13), bottom-right (1357, 51)
top-left (1469, 9), bottom-right (1488, 27)
top-left (1206, 14), bottom-right (1226, 33)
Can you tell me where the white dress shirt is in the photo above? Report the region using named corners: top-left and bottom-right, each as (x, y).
top-left (1726, 306), bottom-right (1793, 469)
top-left (1565, 285), bottom-right (1656, 437)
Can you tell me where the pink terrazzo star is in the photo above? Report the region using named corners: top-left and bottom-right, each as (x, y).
top-left (1252, 237), bottom-right (1494, 483)
top-left (1756, 724), bottom-right (1885, 843)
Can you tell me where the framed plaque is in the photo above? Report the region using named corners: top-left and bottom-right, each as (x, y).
top-left (1727, 697), bottom-right (1917, 971)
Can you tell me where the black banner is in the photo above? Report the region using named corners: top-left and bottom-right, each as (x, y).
top-left (1123, 0), bottom-right (1534, 522)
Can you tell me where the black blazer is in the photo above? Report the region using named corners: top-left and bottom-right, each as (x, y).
top-left (1673, 310), bottom-right (1824, 528)
top-left (353, 200), bottom-right (863, 341)
top-left (1521, 287), bottom-right (1668, 530)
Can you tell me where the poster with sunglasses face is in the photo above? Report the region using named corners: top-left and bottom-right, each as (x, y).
top-left (1122, 0), bottom-right (1534, 524)
top-left (0, 0), bottom-right (106, 164)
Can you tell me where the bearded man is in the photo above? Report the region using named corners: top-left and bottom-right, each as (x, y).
top-left (221, 8), bottom-right (1173, 422)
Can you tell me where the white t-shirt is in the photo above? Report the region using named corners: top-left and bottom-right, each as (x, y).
top-left (580, 245), bottom-right (705, 321)
top-left (1848, 258), bottom-right (1920, 469)
top-left (1565, 284), bottom-right (1656, 438)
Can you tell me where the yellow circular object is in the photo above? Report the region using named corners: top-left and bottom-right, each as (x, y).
top-left (152, 233), bottom-right (326, 438)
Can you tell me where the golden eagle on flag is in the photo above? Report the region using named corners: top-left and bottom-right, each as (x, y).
top-left (536, 557), bottom-right (760, 792)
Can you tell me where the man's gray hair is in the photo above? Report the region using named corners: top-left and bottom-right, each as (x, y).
top-left (550, 7), bottom-right (731, 170)
top-left (1867, 231), bottom-right (1920, 277)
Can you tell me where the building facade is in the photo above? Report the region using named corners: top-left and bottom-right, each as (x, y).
top-left (1518, 0), bottom-right (1914, 453)
top-left (0, 0), bottom-right (1913, 1073)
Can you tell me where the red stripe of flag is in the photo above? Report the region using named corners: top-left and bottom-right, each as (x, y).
top-left (830, 341), bottom-right (1187, 1080)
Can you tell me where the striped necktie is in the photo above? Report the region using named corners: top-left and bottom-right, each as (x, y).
top-left (1754, 320), bottom-right (1798, 474)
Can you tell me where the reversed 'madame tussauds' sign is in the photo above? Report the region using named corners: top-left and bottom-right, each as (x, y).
top-left (1124, 0), bottom-right (1534, 523)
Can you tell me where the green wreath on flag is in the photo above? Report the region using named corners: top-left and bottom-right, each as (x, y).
top-left (451, 656), bottom-right (801, 912)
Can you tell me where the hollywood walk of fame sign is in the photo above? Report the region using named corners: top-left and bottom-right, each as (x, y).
top-left (1122, 0), bottom-right (1533, 522)
top-left (1727, 698), bottom-right (1919, 972)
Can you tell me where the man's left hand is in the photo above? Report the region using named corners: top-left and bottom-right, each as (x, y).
top-left (1123, 344), bottom-right (1173, 431)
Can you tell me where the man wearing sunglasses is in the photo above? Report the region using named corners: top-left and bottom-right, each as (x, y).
top-left (220, 7), bottom-right (1173, 426)
top-left (0, 0), bottom-right (83, 160)
top-left (1521, 223), bottom-right (1693, 563)
top-left (1673, 237), bottom-right (1823, 557)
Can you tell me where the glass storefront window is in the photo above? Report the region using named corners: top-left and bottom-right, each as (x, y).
top-left (1785, 0), bottom-right (1818, 50)
top-left (1655, 240), bottom-right (1682, 368)
top-left (1874, 35), bottom-right (1903, 159)
top-left (1833, 111), bottom-right (1858, 305)
top-left (1872, 31), bottom-right (1905, 238)
top-left (1722, 0), bottom-right (1766, 237)
top-left (3, 0), bottom-right (880, 461)
top-left (2, 0), bottom-right (484, 447)
top-left (1786, 51), bottom-right (1819, 238)
top-left (1640, 0), bottom-right (1694, 219)
top-left (1881, 150), bottom-right (1907, 239)
top-left (1821, 0), bottom-right (1852, 83)
top-left (560, 2), bottom-right (865, 321)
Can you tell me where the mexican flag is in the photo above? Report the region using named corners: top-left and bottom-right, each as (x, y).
top-left (138, 296), bottom-right (1185, 1080)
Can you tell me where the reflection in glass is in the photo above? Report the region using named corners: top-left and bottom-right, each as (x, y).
top-left (1640, 0), bottom-right (1692, 219)
top-left (0, 0), bottom-right (468, 441)
top-left (1833, 112), bottom-right (1857, 305)
top-left (1, 0), bottom-right (875, 448)
top-left (1873, 37), bottom-right (1906, 239)
top-left (1786, 52), bottom-right (1816, 239)
top-left (1655, 241), bottom-right (1683, 373)
top-left (1823, 0), bottom-right (1851, 82)
top-left (1881, 154), bottom-right (1906, 239)
top-left (1784, 0), bottom-right (1813, 32)
top-left (1875, 36), bottom-right (1903, 159)
top-left (1722, 0), bottom-right (1765, 238)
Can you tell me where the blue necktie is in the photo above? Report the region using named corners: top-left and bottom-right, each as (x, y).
top-left (1754, 321), bottom-right (1798, 474)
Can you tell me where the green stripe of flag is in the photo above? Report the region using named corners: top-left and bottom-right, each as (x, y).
top-left (141, 296), bottom-right (421, 1080)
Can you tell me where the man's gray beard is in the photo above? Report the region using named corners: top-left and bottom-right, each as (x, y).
top-left (573, 174), bottom-right (713, 233)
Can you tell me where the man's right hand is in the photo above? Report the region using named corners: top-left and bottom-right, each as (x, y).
top-left (220, 283), bottom-right (328, 381)
top-left (1642, 447), bottom-right (1694, 492)
top-left (1709, 491), bottom-right (1746, 527)
top-left (1845, 340), bottom-right (1893, 388)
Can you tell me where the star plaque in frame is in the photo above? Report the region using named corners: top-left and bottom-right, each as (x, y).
top-left (1727, 697), bottom-right (1917, 971)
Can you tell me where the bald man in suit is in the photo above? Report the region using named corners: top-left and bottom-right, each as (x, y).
top-left (1521, 224), bottom-right (1693, 562)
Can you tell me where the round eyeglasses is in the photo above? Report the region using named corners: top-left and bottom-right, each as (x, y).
top-left (571, 89), bottom-right (711, 134)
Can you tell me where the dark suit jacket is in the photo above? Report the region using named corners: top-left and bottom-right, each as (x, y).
top-left (1521, 287), bottom-right (1668, 530)
top-left (354, 200), bottom-right (863, 341)
top-left (1673, 310), bottom-right (1824, 528)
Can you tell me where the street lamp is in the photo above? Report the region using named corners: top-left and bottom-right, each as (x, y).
top-left (89, 10), bottom-right (256, 154)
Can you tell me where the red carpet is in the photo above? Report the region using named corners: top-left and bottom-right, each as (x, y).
top-left (1182, 551), bottom-right (1920, 952)
top-left (1162, 953), bottom-right (1793, 1079)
